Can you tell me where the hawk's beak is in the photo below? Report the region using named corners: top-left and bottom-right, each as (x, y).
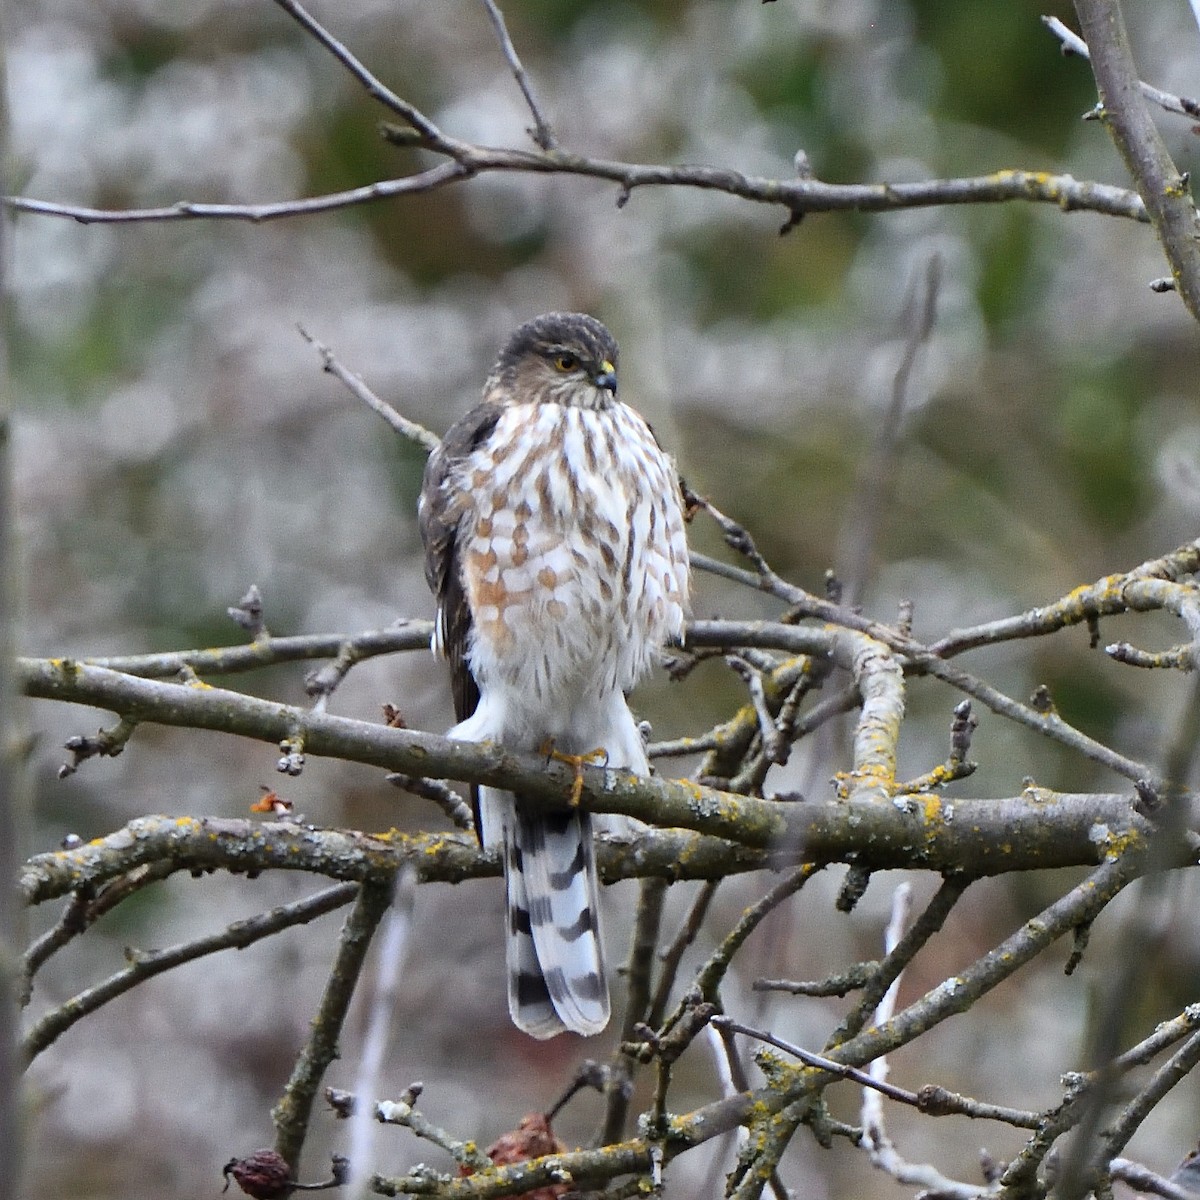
top-left (593, 361), bottom-right (617, 395)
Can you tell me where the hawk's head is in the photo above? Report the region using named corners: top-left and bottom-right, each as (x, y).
top-left (485, 312), bottom-right (619, 410)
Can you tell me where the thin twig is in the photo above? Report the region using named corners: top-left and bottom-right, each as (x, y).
top-left (647, 731), bottom-right (722, 758)
top-left (479, 0), bottom-right (557, 149)
top-left (698, 1022), bottom-right (746, 1200)
top-left (689, 493), bottom-right (784, 583)
top-left (77, 625), bottom-right (433, 679)
top-left (910, 1085), bottom-right (1042, 1129)
top-left (647, 880), bottom-right (720, 1028)
top-left (22, 882), bottom-right (357, 1061)
top-left (753, 962), bottom-right (878, 997)
top-left (928, 539), bottom-right (1200, 657)
top-left (689, 617), bottom-right (1165, 790)
top-left (269, 0), bottom-right (446, 141)
top-left (4, 167), bottom-right (1150, 227)
top-left (857, 884), bottom-right (976, 1195)
top-left (725, 655), bottom-right (789, 770)
top-left (273, 878), bottom-right (395, 1168)
top-left (298, 326), bottom-right (440, 453)
top-left (21, 889), bottom-right (95, 1002)
top-left (601, 877), bottom-right (668, 1145)
top-left (684, 864), bottom-right (819, 1017)
top-left (713, 1015), bottom-right (921, 1106)
top-left (387, 774), bottom-right (475, 831)
top-left (346, 868), bottom-right (417, 1199)
top-left (829, 875), bottom-right (971, 1047)
top-left (21, 859), bottom-right (178, 1001)
top-left (1115, 1003), bottom-right (1200, 1072)
top-left (1111, 1157), bottom-right (1200, 1200)
top-left (1043, 16), bottom-right (1200, 121)
top-left (361, 1083), bottom-right (490, 1170)
top-left (1103, 1029), bottom-right (1200, 1162)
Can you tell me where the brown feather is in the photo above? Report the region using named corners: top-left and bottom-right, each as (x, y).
top-left (418, 401), bottom-right (504, 839)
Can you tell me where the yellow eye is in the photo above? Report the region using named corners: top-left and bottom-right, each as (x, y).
top-left (553, 352), bottom-right (579, 372)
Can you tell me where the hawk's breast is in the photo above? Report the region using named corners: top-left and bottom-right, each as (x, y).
top-left (455, 401), bottom-right (688, 720)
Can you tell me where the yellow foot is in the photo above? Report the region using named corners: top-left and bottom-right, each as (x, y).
top-left (538, 740), bottom-right (609, 805)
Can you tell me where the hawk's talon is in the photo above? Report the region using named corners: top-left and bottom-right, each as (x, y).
top-left (539, 740), bottom-right (609, 806)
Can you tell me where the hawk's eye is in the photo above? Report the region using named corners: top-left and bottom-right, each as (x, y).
top-left (552, 352), bottom-right (579, 372)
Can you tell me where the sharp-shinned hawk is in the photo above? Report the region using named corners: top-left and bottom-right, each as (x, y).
top-left (418, 312), bottom-right (690, 1038)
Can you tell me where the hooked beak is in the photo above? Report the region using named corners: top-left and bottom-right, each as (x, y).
top-left (592, 360), bottom-right (617, 395)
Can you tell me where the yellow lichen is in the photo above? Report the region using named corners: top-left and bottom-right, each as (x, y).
top-left (1095, 825), bottom-right (1144, 861)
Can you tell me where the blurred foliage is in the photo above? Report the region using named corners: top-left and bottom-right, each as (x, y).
top-left (910, 0), bottom-right (1096, 152)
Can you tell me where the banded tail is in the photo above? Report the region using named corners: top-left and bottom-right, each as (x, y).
top-left (503, 804), bottom-right (609, 1039)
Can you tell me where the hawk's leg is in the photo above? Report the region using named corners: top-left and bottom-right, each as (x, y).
top-left (539, 741), bottom-right (609, 806)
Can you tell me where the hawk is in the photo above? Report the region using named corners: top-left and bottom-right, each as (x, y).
top-left (418, 312), bottom-right (690, 1038)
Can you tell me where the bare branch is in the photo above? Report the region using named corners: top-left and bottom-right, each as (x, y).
top-left (600, 876), bottom-right (668, 1145)
top-left (20, 858), bottom-right (178, 1001)
top-left (479, 0), bottom-right (557, 150)
top-left (18, 817), bottom-right (790, 906)
top-left (1043, 17), bottom-right (1200, 121)
top-left (15, 662), bottom-right (1180, 886)
top-left (269, 0), bottom-right (446, 141)
top-left (328, 1082), bottom-right (490, 1171)
top-left (713, 1015), bottom-right (922, 1107)
top-left (1072, 0), bottom-right (1200, 323)
top-left (857, 884), bottom-right (981, 1196)
top-left (647, 880), bottom-right (721, 1028)
top-left (298, 326), bottom-right (440, 454)
top-left (273, 878), bottom-right (394, 1168)
top-left (346, 870), bottom-right (417, 1198)
top-left (753, 962), bottom-right (878, 998)
top-left (386, 773), bottom-right (475, 831)
top-left (1103, 1030), bottom-right (1200, 1162)
top-left (4, 166), bottom-right (1149, 227)
top-left (829, 875), bottom-right (971, 1047)
top-left (930, 538), bottom-right (1200, 657)
top-left (77, 624), bottom-right (433, 679)
top-left (690, 618), bottom-right (1164, 789)
top-left (22, 882), bottom-right (356, 1061)
top-left (5, 163), bottom-right (473, 224)
top-left (1116, 1003), bottom-right (1200, 1071)
top-left (837, 857), bottom-right (1140, 1075)
top-left (1111, 1157), bottom-right (1200, 1200)
top-left (685, 865), bottom-right (818, 1012)
top-left (725, 655), bottom-right (790, 771)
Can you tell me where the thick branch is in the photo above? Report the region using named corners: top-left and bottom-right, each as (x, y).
top-left (18, 785), bottom-right (1178, 914)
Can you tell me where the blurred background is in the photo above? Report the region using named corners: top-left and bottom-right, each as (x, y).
top-left (9, 0), bottom-right (1200, 1196)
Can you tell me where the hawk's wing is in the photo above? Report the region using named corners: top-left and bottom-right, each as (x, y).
top-left (418, 401), bottom-right (502, 730)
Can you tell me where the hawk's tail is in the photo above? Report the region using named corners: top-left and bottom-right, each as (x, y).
top-left (505, 806), bottom-right (610, 1039)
